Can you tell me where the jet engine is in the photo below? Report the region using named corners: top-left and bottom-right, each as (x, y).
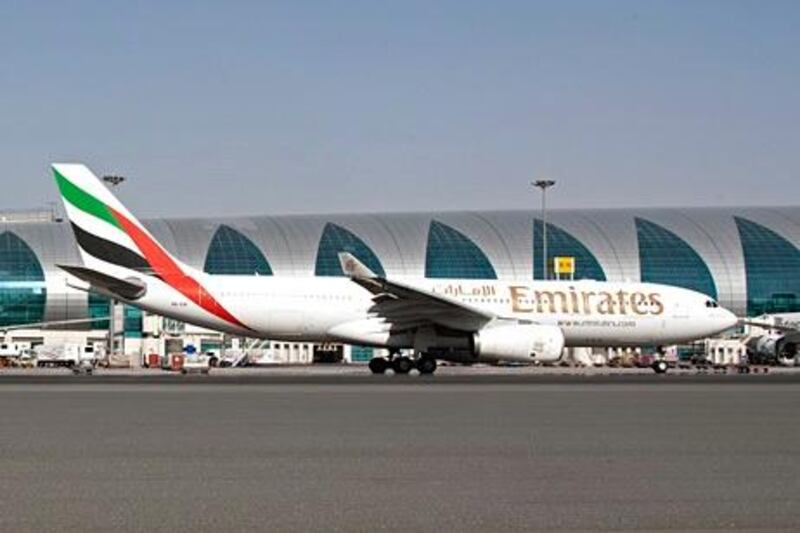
top-left (745, 332), bottom-right (799, 366)
top-left (473, 323), bottom-right (565, 363)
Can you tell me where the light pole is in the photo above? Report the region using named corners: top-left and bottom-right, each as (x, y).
top-left (532, 180), bottom-right (556, 280)
top-left (101, 175), bottom-right (126, 360)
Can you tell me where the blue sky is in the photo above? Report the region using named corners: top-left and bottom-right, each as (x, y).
top-left (0, 1), bottom-right (798, 216)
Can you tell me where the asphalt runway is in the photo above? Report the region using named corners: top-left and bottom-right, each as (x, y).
top-left (1, 376), bottom-right (799, 531)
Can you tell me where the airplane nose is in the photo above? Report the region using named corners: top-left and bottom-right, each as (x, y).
top-left (719, 308), bottom-right (739, 331)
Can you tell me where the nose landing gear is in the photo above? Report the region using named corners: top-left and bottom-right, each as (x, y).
top-left (652, 359), bottom-right (669, 374)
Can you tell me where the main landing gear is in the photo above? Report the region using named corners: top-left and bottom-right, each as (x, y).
top-left (368, 352), bottom-right (438, 375)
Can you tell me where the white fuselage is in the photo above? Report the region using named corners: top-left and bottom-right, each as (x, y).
top-left (127, 274), bottom-right (737, 349)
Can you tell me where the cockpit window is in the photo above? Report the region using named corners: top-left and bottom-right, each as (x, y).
top-left (705, 299), bottom-right (719, 308)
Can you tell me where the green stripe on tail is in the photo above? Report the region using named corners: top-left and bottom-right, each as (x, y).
top-left (53, 168), bottom-right (122, 230)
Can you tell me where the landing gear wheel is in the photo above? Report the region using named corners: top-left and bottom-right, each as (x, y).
top-left (392, 356), bottom-right (414, 375)
top-left (416, 356), bottom-right (437, 375)
top-left (652, 360), bottom-right (669, 374)
top-left (368, 357), bottom-right (388, 374)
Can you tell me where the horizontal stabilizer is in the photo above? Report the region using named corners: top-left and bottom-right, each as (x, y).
top-left (0, 316), bottom-right (111, 333)
top-left (58, 264), bottom-right (147, 300)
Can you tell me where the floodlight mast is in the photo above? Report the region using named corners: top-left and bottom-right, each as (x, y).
top-left (532, 179), bottom-right (556, 280)
top-left (100, 174), bottom-right (127, 359)
top-left (102, 175), bottom-right (126, 188)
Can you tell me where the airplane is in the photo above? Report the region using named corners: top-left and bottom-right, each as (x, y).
top-left (52, 163), bottom-right (739, 375)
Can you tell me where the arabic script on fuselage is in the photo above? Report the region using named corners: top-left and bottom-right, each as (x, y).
top-left (433, 283), bottom-right (664, 316)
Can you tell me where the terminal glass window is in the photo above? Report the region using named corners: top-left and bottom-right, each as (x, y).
top-left (315, 223), bottom-right (386, 277)
top-left (350, 345), bottom-right (374, 362)
top-left (204, 225), bottom-right (272, 276)
top-left (425, 220), bottom-right (497, 279)
top-left (533, 219), bottom-right (606, 280)
top-left (88, 291), bottom-right (110, 329)
top-left (636, 218), bottom-right (717, 298)
top-left (123, 305), bottom-right (143, 338)
top-left (0, 231), bottom-right (47, 327)
top-left (735, 217), bottom-right (800, 315)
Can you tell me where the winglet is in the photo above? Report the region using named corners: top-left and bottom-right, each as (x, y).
top-left (338, 252), bottom-right (377, 279)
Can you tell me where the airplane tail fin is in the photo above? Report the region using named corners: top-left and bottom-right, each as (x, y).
top-left (52, 163), bottom-right (193, 280)
top-left (53, 163), bottom-right (253, 332)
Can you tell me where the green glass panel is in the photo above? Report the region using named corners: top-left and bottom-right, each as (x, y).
top-left (88, 291), bottom-right (110, 329)
top-left (425, 221), bottom-right (496, 279)
top-left (735, 217), bottom-right (800, 316)
top-left (200, 340), bottom-right (222, 353)
top-left (123, 305), bottom-right (143, 338)
top-left (350, 345), bottom-right (374, 362)
top-left (315, 223), bottom-right (385, 277)
top-left (533, 219), bottom-right (606, 281)
top-left (204, 225), bottom-right (272, 276)
top-left (0, 232), bottom-right (47, 327)
top-left (636, 218), bottom-right (717, 298)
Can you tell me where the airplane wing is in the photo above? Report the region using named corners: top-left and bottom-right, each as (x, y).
top-left (740, 320), bottom-right (797, 332)
top-left (338, 252), bottom-right (496, 332)
top-left (739, 316), bottom-right (800, 333)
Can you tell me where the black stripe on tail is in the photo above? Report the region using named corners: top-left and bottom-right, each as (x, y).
top-left (70, 222), bottom-right (156, 276)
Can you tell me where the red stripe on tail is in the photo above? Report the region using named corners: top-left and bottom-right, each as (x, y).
top-left (109, 207), bottom-right (250, 331)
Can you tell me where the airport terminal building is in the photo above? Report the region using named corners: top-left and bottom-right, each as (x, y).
top-left (1, 206), bottom-right (799, 360)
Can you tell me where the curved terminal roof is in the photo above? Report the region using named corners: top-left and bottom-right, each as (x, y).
top-left (2, 206), bottom-right (800, 321)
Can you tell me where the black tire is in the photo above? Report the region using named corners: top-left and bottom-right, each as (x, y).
top-left (652, 360), bottom-right (668, 374)
top-left (368, 357), bottom-right (388, 374)
top-left (416, 356), bottom-right (437, 375)
top-left (392, 356), bottom-right (413, 375)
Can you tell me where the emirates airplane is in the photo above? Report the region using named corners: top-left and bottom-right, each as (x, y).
top-left (53, 163), bottom-right (738, 375)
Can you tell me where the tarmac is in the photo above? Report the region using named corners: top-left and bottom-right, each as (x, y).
top-left (0, 367), bottom-right (799, 531)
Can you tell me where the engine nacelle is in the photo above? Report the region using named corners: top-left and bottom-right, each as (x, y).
top-left (745, 333), bottom-right (799, 366)
top-left (473, 324), bottom-right (565, 363)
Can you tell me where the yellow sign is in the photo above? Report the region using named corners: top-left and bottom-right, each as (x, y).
top-left (553, 256), bottom-right (575, 275)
